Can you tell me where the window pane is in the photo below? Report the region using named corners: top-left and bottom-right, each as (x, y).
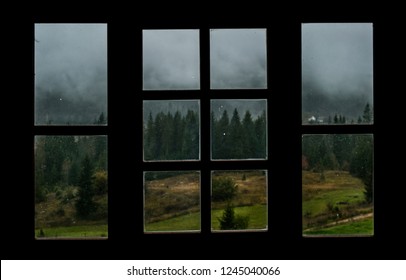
top-left (211, 170), bottom-right (267, 231)
top-left (302, 134), bottom-right (374, 237)
top-left (211, 99), bottom-right (267, 160)
top-left (143, 30), bottom-right (200, 90)
top-left (302, 23), bottom-right (373, 125)
top-left (144, 171), bottom-right (201, 232)
top-left (210, 29), bottom-right (267, 89)
top-left (35, 136), bottom-right (108, 239)
top-left (35, 24), bottom-right (107, 125)
top-left (143, 100), bottom-right (200, 161)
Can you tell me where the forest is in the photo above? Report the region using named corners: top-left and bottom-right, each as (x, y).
top-left (35, 136), bottom-right (108, 238)
top-left (211, 109), bottom-right (267, 159)
top-left (144, 110), bottom-right (199, 161)
top-left (302, 134), bottom-right (373, 235)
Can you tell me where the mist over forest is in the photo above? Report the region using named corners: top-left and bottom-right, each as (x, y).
top-left (35, 24), bottom-right (107, 125)
top-left (302, 23), bottom-right (373, 124)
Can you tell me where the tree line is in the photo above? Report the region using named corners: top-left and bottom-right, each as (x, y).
top-left (302, 134), bottom-right (373, 203)
top-left (212, 109), bottom-right (266, 159)
top-left (144, 110), bottom-right (199, 161)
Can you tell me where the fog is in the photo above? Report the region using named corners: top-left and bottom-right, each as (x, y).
top-left (143, 30), bottom-right (200, 90)
top-left (302, 23), bottom-right (373, 123)
top-left (35, 24), bottom-right (107, 125)
top-left (143, 100), bottom-right (200, 122)
top-left (210, 29), bottom-right (267, 89)
top-left (211, 99), bottom-right (267, 120)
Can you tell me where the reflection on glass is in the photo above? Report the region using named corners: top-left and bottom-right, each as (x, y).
top-left (302, 23), bottom-right (373, 125)
top-left (35, 135), bottom-right (108, 239)
top-left (144, 171), bottom-right (201, 233)
top-left (302, 134), bottom-right (374, 237)
top-left (143, 30), bottom-right (200, 90)
top-left (143, 100), bottom-right (200, 161)
top-left (211, 170), bottom-right (267, 231)
top-left (210, 29), bottom-right (267, 89)
top-left (35, 24), bottom-right (107, 125)
top-left (211, 99), bottom-right (267, 160)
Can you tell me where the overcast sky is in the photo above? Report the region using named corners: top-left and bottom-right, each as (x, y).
top-left (35, 24), bottom-right (107, 124)
top-left (210, 29), bottom-right (267, 89)
top-left (211, 99), bottom-right (267, 120)
top-left (143, 30), bottom-right (200, 90)
top-left (302, 23), bottom-right (373, 97)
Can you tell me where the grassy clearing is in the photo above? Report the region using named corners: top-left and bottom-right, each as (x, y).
top-left (302, 170), bottom-right (373, 234)
top-left (304, 217), bottom-right (373, 236)
top-left (145, 211), bottom-right (201, 232)
top-left (35, 224), bottom-right (108, 238)
top-left (211, 204), bottom-right (267, 230)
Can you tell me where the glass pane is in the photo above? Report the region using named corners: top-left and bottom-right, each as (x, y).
top-left (211, 99), bottom-right (267, 160)
top-left (302, 134), bottom-right (374, 237)
top-left (144, 171), bottom-right (201, 233)
top-left (35, 24), bottom-right (107, 125)
top-left (210, 29), bottom-right (267, 89)
top-left (211, 170), bottom-right (267, 231)
top-left (302, 23), bottom-right (373, 125)
top-left (143, 100), bottom-right (200, 161)
top-left (143, 30), bottom-right (200, 90)
top-left (35, 136), bottom-right (108, 239)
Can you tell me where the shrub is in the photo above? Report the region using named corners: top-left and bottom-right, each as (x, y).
top-left (212, 177), bottom-right (237, 202)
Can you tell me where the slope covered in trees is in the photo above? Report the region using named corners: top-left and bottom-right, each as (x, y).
top-left (35, 136), bottom-right (107, 238)
top-left (211, 109), bottom-right (266, 159)
top-left (302, 134), bottom-right (373, 202)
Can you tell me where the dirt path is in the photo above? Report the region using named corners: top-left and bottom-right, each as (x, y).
top-left (304, 212), bottom-right (373, 232)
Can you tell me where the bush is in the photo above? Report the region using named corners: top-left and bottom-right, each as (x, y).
top-left (212, 177), bottom-right (237, 202)
top-left (38, 229), bottom-right (45, 238)
top-left (92, 170), bottom-right (108, 195)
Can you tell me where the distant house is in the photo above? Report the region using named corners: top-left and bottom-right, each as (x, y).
top-left (308, 116), bottom-right (324, 124)
top-left (308, 116), bottom-right (316, 123)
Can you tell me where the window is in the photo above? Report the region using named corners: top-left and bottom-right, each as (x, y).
top-left (301, 23), bottom-right (374, 237)
top-left (142, 28), bottom-right (269, 233)
top-left (34, 24), bottom-right (108, 239)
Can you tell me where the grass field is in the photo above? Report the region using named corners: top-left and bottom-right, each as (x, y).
top-left (35, 224), bottom-right (108, 238)
top-left (145, 211), bottom-right (201, 232)
top-left (302, 170), bottom-right (373, 235)
top-left (304, 217), bottom-right (373, 236)
top-left (212, 204), bottom-right (267, 230)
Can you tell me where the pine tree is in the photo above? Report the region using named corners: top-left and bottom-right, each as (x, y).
top-left (254, 111), bottom-right (267, 158)
top-left (363, 103), bottom-right (372, 123)
top-left (242, 110), bottom-right (257, 158)
top-left (213, 110), bottom-right (230, 159)
top-left (75, 155), bottom-right (96, 218)
top-left (350, 135), bottom-right (373, 203)
top-left (229, 109), bottom-right (244, 159)
top-left (334, 114), bottom-right (338, 124)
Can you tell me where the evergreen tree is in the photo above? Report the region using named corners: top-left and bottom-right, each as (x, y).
top-left (254, 111), bottom-right (267, 158)
top-left (218, 203), bottom-right (249, 230)
top-left (328, 115), bottom-right (332, 124)
top-left (242, 110), bottom-right (257, 157)
top-left (229, 109), bottom-right (244, 159)
top-left (357, 116), bottom-right (363, 124)
top-left (213, 110), bottom-right (230, 159)
top-left (75, 155), bottom-right (96, 218)
top-left (350, 135), bottom-right (373, 203)
top-left (363, 103), bottom-right (372, 123)
top-left (334, 114), bottom-right (338, 124)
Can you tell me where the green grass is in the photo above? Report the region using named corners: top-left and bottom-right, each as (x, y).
top-left (35, 224), bottom-right (108, 238)
top-left (211, 204), bottom-right (267, 230)
top-left (145, 212), bottom-right (201, 232)
top-left (304, 217), bottom-right (373, 236)
top-left (302, 171), bottom-right (366, 218)
top-left (303, 188), bottom-right (365, 217)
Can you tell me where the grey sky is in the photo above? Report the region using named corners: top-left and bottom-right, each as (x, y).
top-left (35, 24), bottom-right (107, 124)
top-left (302, 23), bottom-right (373, 97)
top-left (210, 29), bottom-right (267, 89)
top-left (143, 30), bottom-right (200, 90)
top-left (211, 99), bottom-right (267, 120)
